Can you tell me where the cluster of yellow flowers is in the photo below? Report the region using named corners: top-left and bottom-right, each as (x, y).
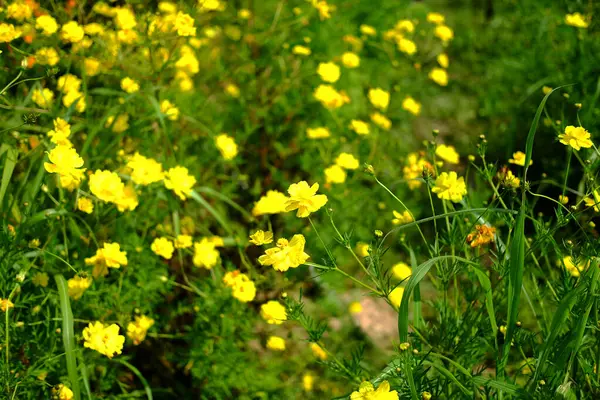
top-left (222, 270), bottom-right (257, 302)
top-left (127, 315), bottom-right (155, 345)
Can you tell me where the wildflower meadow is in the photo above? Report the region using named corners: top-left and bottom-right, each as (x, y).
top-left (2, 0), bottom-right (600, 399)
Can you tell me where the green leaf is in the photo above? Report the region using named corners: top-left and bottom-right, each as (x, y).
top-left (55, 274), bottom-right (81, 400)
top-left (0, 147), bottom-right (18, 208)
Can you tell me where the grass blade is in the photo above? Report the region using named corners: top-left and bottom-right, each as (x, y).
top-left (189, 190), bottom-right (233, 235)
top-left (422, 361), bottom-right (473, 396)
top-left (0, 147), bottom-right (18, 207)
top-left (114, 359), bottom-right (153, 400)
top-left (408, 248), bottom-right (422, 331)
top-left (55, 274), bottom-right (81, 400)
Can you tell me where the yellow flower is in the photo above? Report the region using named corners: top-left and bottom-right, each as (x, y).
top-left (32, 88), bottom-right (54, 108)
top-left (77, 198), bottom-right (94, 214)
top-left (335, 153), bottom-right (359, 170)
top-left (431, 171), bottom-right (467, 202)
top-left (356, 242), bottom-right (370, 257)
top-left (559, 195), bottom-right (569, 205)
top-left (307, 127), bottom-right (331, 139)
top-left (397, 37), bottom-right (417, 55)
top-left (258, 235), bottom-right (310, 271)
top-left (84, 23), bottom-right (105, 35)
top-left (44, 145), bottom-right (85, 190)
top-left (57, 74), bottom-right (82, 94)
top-left (370, 112), bottom-right (391, 130)
top-left (198, 0), bottom-right (223, 12)
top-left (565, 13), bottom-right (589, 28)
top-left (249, 230), bottom-right (274, 245)
top-left (252, 190), bottom-right (288, 216)
top-left (392, 210), bottom-right (413, 225)
top-left (389, 286), bottom-right (404, 309)
top-left (67, 275), bottom-right (92, 300)
top-left (83, 321), bottom-right (125, 358)
top-left (174, 12), bottom-right (196, 36)
top-left (292, 45), bottom-right (311, 56)
top-left (127, 315), bottom-right (154, 345)
top-left (360, 24), bottom-right (376, 36)
top-left (0, 23), bottom-right (21, 43)
top-left (175, 48), bottom-right (199, 75)
top-left (437, 53), bottom-right (449, 69)
top-left (160, 100), bottom-right (180, 121)
top-left (222, 270), bottom-right (256, 302)
top-left (0, 299), bottom-right (14, 312)
top-left (350, 120), bottom-right (370, 135)
top-left (403, 152), bottom-right (433, 189)
top-left (349, 301), bottom-right (363, 314)
top-left (562, 256), bottom-right (589, 277)
top-left (60, 21), bottom-right (85, 43)
top-left (395, 19), bottom-right (415, 32)
top-left (314, 84), bottom-right (345, 109)
top-left (497, 167), bottom-right (520, 189)
top-left (310, 343), bottom-right (328, 360)
top-left (260, 300), bottom-right (287, 324)
top-left (402, 96), bottom-right (421, 115)
top-left (285, 181), bottom-right (328, 218)
top-left (35, 47), bottom-right (60, 66)
top-left (85, 243), bottom-right (128, 278)
top-left (435, 25), bottom-right (454, 42)
top-left (508, 151), bottom-right (532, 166)
top-left (350, 380), bottom-right (398, 400)
top-left (368, 88), bottom-right (390, 110)
top-left (429, 67), bottom-right (448, 86)
top-left (120, 77), bottom-right (140, 93)
top-left (435, 144), bottom-right (459, 164)
top-left (559, 126), bottom-right (593, 150)
top-left (35, 15), bottom-right (58, 35)
top-left (584, 190), bottom-right (600, 212)
top-left (6, 1), bottom-right (32, 20)
top-left (114, 7), bottom-right (137, 30)
top-left (325, 165), bottom-right (347, 184)
top-left (392, 262), bottom-right (411, 280)
top-left (174, 234), bottom-right (193, 249)
top-left (467, 225), bottom-right (496, 248)
top-left (303, 373), bottom-right (315, 391)
top-left (151, 237), bottom-right (174, 259)
top-left (164, 166), bottom-right (197, 200)
top-left (193, 238), bottom-right (220, 269)
top-left (126, 153), bottom-right (164, 185)
top-left (225, 83), bottom-right (240, 97)
top-left (427, 12), bottom-right (445, 24)
top-left (342, 52), bottom-right (360, 68)
top-left (313, 0), bottom-right (332, 20)
top-left (114, 185), bottom-right (138, 212)
top-left (317, 62), bottom-right (341, 83)
top-left (266, 336), bottom-right (286, 351)
top-left (32, 272), bottom-right (49, 287)
top-left (89, 170), bottom-right (124, 203)
top-left (215, 134), bottom-right (238, 160)
top-left (52, 384), bottom-right (74, 400)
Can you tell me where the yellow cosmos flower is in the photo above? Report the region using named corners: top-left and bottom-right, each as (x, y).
top-left (565, 13), bottom-right (589, 28)
top-left (427, 12), bottom-right (445, 24)
top-left (310, 343), bottom-right (328, 360)
top-left (350, 380), bottom-right (398, 400)
top-left (32, 88), bottom-right (54, 108)
top-left (0, 23), bottom-right (21, 43)
top-left (325, 165), bottom-right (346, 184)
top-left (561, 256), bottom-right (589, 277)
top-left (266, 336), bottom-right (286, 351)
top-left (307, 127), bottom-right (331, 139)
top-left (252, 190), bottom-right (288, 216)
top-left (249, 230), bottom-right (274, 245)
top-left (215, 134), bottom-right (238, 160)
top-left (0, 299), bottom-right (14, 312)
top-left (292, 45), bottom-right (311, 56)
top-left (83, 322), bottom-right (125, 358)
top-left (389, 286), bottom-right (405, 309)
top-left (435, 25), bottom-right (454, 42)
top-left (559, 195), bottom-right (569, 205)
top-left (402, 96), bottom-right (421, 115)
top-left (368, 88), bottom-right (390, 110)
top-left (303, 373), bottom-right (315, 391)
top-left (127, 315), bottom-right (154, 345)
top-left (360, 24), bottom-right (377, 36)
top-left (6, 1), bottom-right (32, 21)
top-left (397, 37), bottom-right (417, 55)
top-left (222, 270), bottom-right (256, 302)
top-left (174, 234), bottom-right (193, 249)
top-left (126, 153), bottom-right (164, 185)
top-left (85, 242), bottom-right (128, 278)
top-left (392, 262), bottom-right (411, 280)
top-left (392, 210), bottom-right (413, 225)
top-left (431, 171), bottom-right (467, 202)
top-left (497, 167), bottom-right (520, 189)
top-left (437, 53), bottom-right (449, 68)
top-left (342, 52), bottom-right (360, 68)
top-left (47, 118), bottom-right (71, 146)
top-left (52, 384), bottom-right (74, 400)
top-left (89, 170), bottom-right (124, 203)
top-left (317, 62), bottom-right (341, 83)
top-left (435, 144), bottom-right (459, 164)
top-left (60, 21), bottom-right (85, 43)
top-left (164, 166), bottom-right (197, 200)
top-left (160, 100), bottom-right (180, 121)
top-left (558, 126), bottom-right (593, 150)
top-left (429, 67), bottom-right (448, 86)
top-left (314, 84), bottom-right (345, 109)
top-left (151, 237), bottom-right (175, 259)
top-left (35, 47), bottom-right (60, 66)
top-left (350, 120), bottom-right (370, 135)
top-left (35, 15), bottom-right (58, 36)
top-left (77, 197), bottom-right (94, 214)
top-left (260, 300), bottom-right (287, 324)
top-left (44, 145), bottom-right (86, 190)
top-left (467, 225), bottom-right (496, 248)
top-left (584, 190), bottom-right (600, 212)
top-left (120, 77), bottom-right (140, 93)
top-left (174, 12), bottom-right (196, 36)
top-left (403, 152), bottom-right (433, 189)
top-left (370, 112), bottom-right (391, 130)
top-left (114, 7), bottom-right (137, 30)
top-left (193, 238), bottom-right (220, 269)
top-left (349, 301), bottom-right (363, 314)
top-left (335, 153), bottom-right (359, 170)
top-left (285, 181), bottom-right (328, 218)
top-left (258, 235), bottom-right (310, 271)
top-left (67, 275), bottom-right (92, 300)
top-left (508, 151), bottom-right (532, 166)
